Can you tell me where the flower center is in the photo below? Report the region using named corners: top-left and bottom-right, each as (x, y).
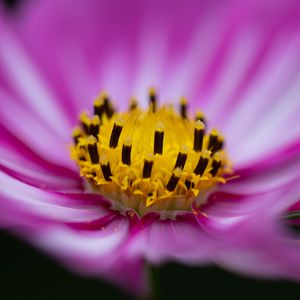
top-left (71, 89), bottom-right (232, 216)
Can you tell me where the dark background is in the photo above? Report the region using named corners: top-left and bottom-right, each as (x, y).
top-left (1, 230), bottom-right (300, 300)
top-left (2, 0), bottom-right (300, 299)
top-left (3, 0), bottom-right (18, 11)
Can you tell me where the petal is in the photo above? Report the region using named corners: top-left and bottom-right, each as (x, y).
top-left (0, 23), bottom-right (72, 138)
top-left (224, 138), bottom-right (300, 194)
top-left (3, 0), bottom-right (300, 168)
top-left (0, 171), bottom-right (111, 227)
top-left (15, 211), bottom-right (148, 296)
top-left (212, 219), bottom-right (300, 281)
top-left (223, 54), bottom-right (300, 166)
top-left (0, 170), bottom-right (148, 295)
top-left (0, 88), bottom-right (73, 167)
top-left (191, 173), bottom-right (300, 239)
top-left (127, 212), bottom-right (220, 265)
top-left (0, 123), bottom-right (80, 191)
top-left (0, 18), bottom-right (77, 171)
top-left (211, 179), bottom-right (300, 280)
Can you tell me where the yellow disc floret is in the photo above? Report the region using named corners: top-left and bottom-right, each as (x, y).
top-left (71, 89), bottom-right (232, 216)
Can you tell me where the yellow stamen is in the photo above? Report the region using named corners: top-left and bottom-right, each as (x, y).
top-left (154, 122), bottom-right (165, 155)
top-left (195, 110), bottom-right (206, 124)
top-left (129, 97), bottom-right (138, 111)
top-left (149, 87), bottom-right (157, 112)
top-left (72, 127), bottom-right (83, 145)
top-left (71, 90), bottom-right (233, 216)
top-left (122, 137), bottom-right (132, 165)
top-left (193, 120), bottom-right (205, 152)
top-left (180, 97), bottom-right (188, 119)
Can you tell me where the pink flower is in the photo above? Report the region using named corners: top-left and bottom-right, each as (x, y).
top-left (1, 0), bottom-right (300, 297)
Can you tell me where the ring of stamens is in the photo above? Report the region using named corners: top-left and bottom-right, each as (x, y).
top-left (71, 89), bottom-right (232, 216)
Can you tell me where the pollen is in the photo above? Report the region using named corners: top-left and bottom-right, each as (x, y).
top-left (71, 89), bottom-right (233, 216)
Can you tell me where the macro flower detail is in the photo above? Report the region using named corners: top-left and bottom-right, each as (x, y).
top-left (71, 90), bottom-right (232, 215)
top-left (1, 0), bottom-right (300, 298)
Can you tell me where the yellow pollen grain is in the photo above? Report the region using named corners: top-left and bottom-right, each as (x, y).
top-left (100, 154), bottom-right (108, 165)
top-left (115, 117), bottom-right (124, 127)
top-left (202, 149), bottom-right (211, 159)
top-left (195, 111), bottom-right (205, 119)
top-left (72, 127), bottom-right (82, 137)
top-left (155, 121), bottom-right (165, 132)
top-left (173, 167), bottom-right (182, 178)
top-left (90, 115), bottom-right (100, 124)
top-left (87, 135), bottom-right (97, 144)
top-left (123, 136), bottom-right (132, 146)
top-left (195, 120), bottom-right (205, 130)
top-left (149, 87), bottom-right (156, 97)
top-left (94, 98), bottom-right (104, 107)
top-left (180, 97), bottom-right (187, 105)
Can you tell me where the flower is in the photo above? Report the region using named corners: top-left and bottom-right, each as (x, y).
top-left (1, 0), bottom-right (300, 297)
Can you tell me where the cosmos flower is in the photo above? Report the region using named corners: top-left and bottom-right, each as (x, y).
top-left (1, 0), bottom-right (300, 297)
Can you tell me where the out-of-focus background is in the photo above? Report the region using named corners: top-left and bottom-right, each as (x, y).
top-left (1, 0), bottom-right (300, 299)
top-left (1, 230), bottom-right (300, 299)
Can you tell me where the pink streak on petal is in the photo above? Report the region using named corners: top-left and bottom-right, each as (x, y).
top-left (0, 124), bottom-right (78, 180)
top-left (0, 172), bottom-right (112, 227)
top-left (9, 0), bottom-right (146, 120)
top-left (0, 163), bottom-right (80, 192)
top-left (214, 211), bottom-right (300, 280)
top-left (127, 212), bottom-right (219, 264)
top-left (0, 29), bottom-right (72, 139)
top-left (36, 226), bottom-right (147, 296)
top-left (0, 173), bottom-right (150, 294)
top-left (200, 178), bottom-right (300, 280)
top-left (224, 138), bottom-right (300, 194)
top-left (15, 214), bottom-right (148, 296)
top-left (287, 200), bottom-right (300, 213)
top-left (218, 36), bottom-right (300, 164)
top-left (0, 89), bottom-right (74, 169)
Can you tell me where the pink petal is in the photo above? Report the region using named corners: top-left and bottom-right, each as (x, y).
top-left (0, 84), bottom-right (74, 170)
top-left (197, 173), bottom-right (300, 228)
top-left (286, 200), bottom-right (300, 220)
top-left (15, 211), bottom-right (148, 296)
top-left (127, 212), bottom-right (221, 265)
top-left (212, 216), bottom-right (300, 281)
top-left (0, 23), bottom-right (72, 138)
top-left (0, 119), bottom-right (81, 184)
top-left (223, 44), bottom-right (300, 166)
top-left (0, 170), bottom-right (148, 295)
top-left (210, 178), bottom-right (300, 280)
top-left (224, 138), bottom-right (300, 194)
top-left (0, 171), bottom-right (112, 226)
top-left (2, 0), bottom-right (300, 168)
top-left (0, 124), bottom-right (80, 191)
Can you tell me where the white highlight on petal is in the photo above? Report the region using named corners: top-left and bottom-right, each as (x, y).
top-left (235, 72), bottom-right (300, 163)
top-left (224, 35), bottom-right (300, 164)
top-left (0, 147), bottom-right (77, 190)
top-left (0, 88), bottom-right (70, 167)
top-left (132, 22), bottom-right (168, 107)
top-left (205, 31), bottom-right (258, 120)
top-left (99, 47), bottom-right (133, 110)
top-left (163, 16), bottom-right (219, 101)
top-left (57, 43), bottom-right (96, 112)
top-left (0, 171), bottom-right (102, 223)
top-left (34, 219), bottom-right (128, 257)
top-left (0, 31), bottom-right (70, 138)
